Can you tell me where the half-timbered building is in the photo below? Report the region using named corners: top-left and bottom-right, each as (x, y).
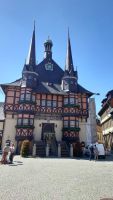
top-left (98, 90), bottom-right (113, 151)
top-left (1, 26), bottom-right (97, 156)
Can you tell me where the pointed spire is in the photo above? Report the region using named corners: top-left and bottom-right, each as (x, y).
top-left (26, 21), bottom-right (36, 67)
top-left (65, 28), bottom-right (74, 75)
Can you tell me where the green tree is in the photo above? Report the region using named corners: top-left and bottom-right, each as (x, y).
top-left (20, 140), bottom-right (30, 157)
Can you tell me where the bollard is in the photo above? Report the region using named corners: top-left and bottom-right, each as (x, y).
top-left (32, 144), bottom-right (36, 157)
top-left (58, 143), bottom-right (61, 158)
top-left (46, 143), bottom-right (49, 157)
top-left (70, 144), bottom-right (73, 158)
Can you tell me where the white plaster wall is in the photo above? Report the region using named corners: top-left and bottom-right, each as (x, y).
top-left (79, 98), bottom-right (97, 146)
top-left (34, 119), bottom-right (63, 142)
top-left (2, 118), bottom-right (17, 148)
top-left (0, 121), bottom-right (4, 130)
top-left (88, 98), bottom-right (97, 144)
top-left (79, 121), bottom-right (87, 143)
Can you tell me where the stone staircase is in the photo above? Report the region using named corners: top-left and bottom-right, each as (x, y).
top-left (61, 141), bottom-right (69, 157)
top-left (36, 141), bottom-right (46, 157)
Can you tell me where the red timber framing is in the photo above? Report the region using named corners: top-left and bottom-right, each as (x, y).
top-left (62, 93), bottom-right (89, 142)
top-left (15, 87), bottom-right (36, 140)
top-left (4, 86), bottom-right (20, 114)
top-left (36, 94), bottom-right (63, 114)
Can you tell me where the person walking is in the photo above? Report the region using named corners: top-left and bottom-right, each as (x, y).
top-left (0, 143), bottom-right (10, 164)
top-left (94, 145), bottom-right (99, 161)
top-left (89, 145), bottom-right (94, 161)
top-left (9, 143), bottom-right (15, 164)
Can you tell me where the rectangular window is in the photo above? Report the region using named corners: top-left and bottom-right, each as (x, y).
top-left (76, 121), bottom-right (79, 127)
top-left (47, 100), bottom-right (51, 107)
top-left (64, 121), bottom-right (68, 127)
top-left (53, 101), bottom-right (57, 107)
top-left (26, 93), bottom-right (31, 101)
top-left (17, 119), bottom-right (22, 125)
top-left (70, 121), bottom-right (75, 127)
top-left (32, 95), bottom-right (35, 102)
top-left (64, 98), bottom-right (68, 105)
top-left (70, 97), bottom-right (74, 104)
top-left (42, 100), bottom-right (46, 106)
top-left (23, 119), bottom-right (28, 125)
top-left (20, 94), bottom-right (24, 100)
top-left (29, 119), bottom-right (33, 125)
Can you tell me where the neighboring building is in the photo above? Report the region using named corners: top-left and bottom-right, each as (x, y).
top-left (0, 26), bottom-right (96, 156)
top-left (98, 90), bottom-right (113, 150)
top-left (0, 102), bottom-right (5, 149)
top-left (96, 118), bottom-right (103, 144)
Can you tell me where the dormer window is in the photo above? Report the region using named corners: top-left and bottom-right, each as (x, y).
top-left (45, 63), bottom-right (53, 71)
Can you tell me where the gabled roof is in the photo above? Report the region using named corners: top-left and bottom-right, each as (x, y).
top-left (35, 58), bottom-right (64, 84)
top-left (77, 84), bottom-right (93, 97)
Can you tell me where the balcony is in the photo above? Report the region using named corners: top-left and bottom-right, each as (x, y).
top-left (62, 127), bottom-right (80, 131)
top-left (15, 124), bottom-right (35, 129)
top-left (63, 104), bottom-right (80, 108)
top-left (18, 99), bottom-right (36, 105)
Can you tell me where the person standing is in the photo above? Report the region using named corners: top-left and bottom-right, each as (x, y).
top-left (89, 145), bottom-right (94, 161)
top-left (94, 145), bottom-right (99, 161)
top-left (0, 143), bottom-right (10, 164)
top-left (9, 143), bottom-right (15, 164)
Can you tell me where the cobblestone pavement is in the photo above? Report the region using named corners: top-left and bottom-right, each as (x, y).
top-left (0, 156), bottom-right (113, 200)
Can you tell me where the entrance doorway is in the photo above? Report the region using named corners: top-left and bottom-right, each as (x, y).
top-left (42, 123), bottom-right (57, 156)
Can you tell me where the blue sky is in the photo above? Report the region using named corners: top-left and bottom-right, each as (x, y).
top-left (0, 0), bottom-right (113, 115)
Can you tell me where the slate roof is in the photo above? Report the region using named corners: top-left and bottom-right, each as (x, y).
top-left (0, 29), bottom-right (93, 97)
top-left (35, 58), bottom-right (64, 84)
top-left (1, 77), bottom-right (93, 96)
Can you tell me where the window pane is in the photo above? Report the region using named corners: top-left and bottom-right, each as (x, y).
top-left (42, 100), bottom-right (46, 106)
top-left (64, 121), bottom-right (68, 127)
top-left (32, 95), bottom-right (35, 102)
top-left (47, 100), bottom-right (51, 107)
top-left (70, 97), bottom-right (74, 104)
top-left (76, 121), bottom-right (79, 127)
top-left (20, 94), bottom-right (24, 100)
top-left (64, 98), bottom-right (68, 105)
top-left (26, 93), bottom-right (31, 100)
top-left (70, 121), bottom-right (75, 127)
top-left (17, 119), bottom-right (21, 125)
top-left (30, 119), bottom-right (33, 125)
top-left (23, 119), bottom-right (28, 125)
top-left (53, 101), bottom-right (57, 107)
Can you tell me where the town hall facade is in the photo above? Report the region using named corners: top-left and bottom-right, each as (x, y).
top-left (0, 26), bottom-right (97, 156)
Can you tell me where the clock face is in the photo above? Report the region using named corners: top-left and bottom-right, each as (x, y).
top-left (45, 63), bottom-right (53, 71)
